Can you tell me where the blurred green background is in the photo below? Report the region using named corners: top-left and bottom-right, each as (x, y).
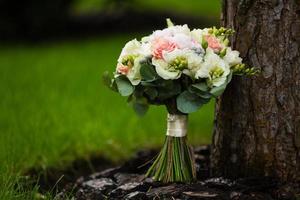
top-left (0, 0), bottom-right (220, 199)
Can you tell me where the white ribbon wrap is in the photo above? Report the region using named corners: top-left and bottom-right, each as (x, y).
top-left (166, 114), bottom-right (188, 137)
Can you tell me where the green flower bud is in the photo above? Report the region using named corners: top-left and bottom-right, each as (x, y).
top-left (223, 38), bottom-right (230, 46)
top-left (166, 18), bottom-right (174, 27)
top-left (202, 39), bottom-right (208, 49)
top-left (219, 48), bottom-right (227, 58)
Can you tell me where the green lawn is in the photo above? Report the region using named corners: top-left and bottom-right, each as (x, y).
top-left (0, 34), bottom-right (214, 199)
top-left (73, 0), bottom-right (221, 17)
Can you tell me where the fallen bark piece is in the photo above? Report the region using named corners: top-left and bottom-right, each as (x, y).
top-left (54, 146), bottom-right (298, 200)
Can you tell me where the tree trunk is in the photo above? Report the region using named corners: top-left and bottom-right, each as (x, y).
top-left (211, 0), bottom-right (300, 184)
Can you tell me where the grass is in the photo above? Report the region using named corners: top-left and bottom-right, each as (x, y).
top-left (72, 0), bottom-right (221, 17)
top-left (0, 33), bottom-right (214, 199)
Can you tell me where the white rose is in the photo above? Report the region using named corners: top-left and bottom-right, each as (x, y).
top-left (195, 48), bottom-right (230, 87)
top-left (223, 47), bottom-right (242, 66)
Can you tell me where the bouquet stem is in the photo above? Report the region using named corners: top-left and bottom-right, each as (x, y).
top-left (146, 114), bottom-right (196, 183)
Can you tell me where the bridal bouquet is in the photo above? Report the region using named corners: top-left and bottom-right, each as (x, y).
top-left (103, 19), bottom-right (258, 183)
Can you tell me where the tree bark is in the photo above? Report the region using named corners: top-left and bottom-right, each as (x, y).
top-left (211, 0), bottom-right (300, 184)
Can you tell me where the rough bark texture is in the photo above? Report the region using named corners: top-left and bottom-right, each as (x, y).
top-left (212, 0), bottom-right (300, 184)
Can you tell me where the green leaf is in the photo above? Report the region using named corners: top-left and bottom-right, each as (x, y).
top-left (110, 79), bottom-right (118, 92)
top-left (133, 85), bottom-right (144, 98)
top-left (157, 81), bottom-right (181, 100)
top-left (102, 71), bottom-right (118, 92)
top-left (210, 83), bottom-right (226, 97)
top-left (191, 82), bottom-right (209, 92)
top-left (127, 95), bottom-right (133, 103)
top-left (140, 63), bottom-right (157, 82)
top-left (133, 103), bottom-right (149, 116)
top-left (189, 82), bottom-right (211, 99)
top-left (144, 87), bottom-right (158, 100)
top-left (209, 72), bottom-right (233, 97)
top-left (115, 75), bottom-right (134, 96)
top-left (132, 97), bottom-right (149, 116)
top-left (176, 91), bottom-right (209, 113)
top-left (102, 71), bottom-right (112, 88)
top-left (197, 91), bottom-right (212, 99)
top-left (226, 71), bottom-right (233, 84)
top-left (140, 81), bottom-right (157, 87)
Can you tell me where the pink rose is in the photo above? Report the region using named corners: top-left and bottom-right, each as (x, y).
top-left (204, 35), bottom-right (222, 52)
top-left (117, 64), bottom-right (129, 75)
top-left (152, 38), bottom-right (177, 59)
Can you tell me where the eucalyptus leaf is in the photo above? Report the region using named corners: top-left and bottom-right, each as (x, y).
top-left (197, 91), bottom-right (212, 99)
top-left (132, 97), bottom-right (149, 116)
top-left (189, 83), bottom-right (211, 99)
top-left (115, 75), bottom-right (134, 96)
top-left (176, 91), bottom-right (209, 113)
top-left (226, 71), bottom-right (233, 84)
top-left (210, 72), bottom-right (233, 97)
top-left (210, 83), bottom-right (226, 97)
top-left (140, 63), bottom-right (157, 82)
top-left (133, 103), bottom-right (149, 116)
top-left (140, 81), bottom-right (157, 87)
top-left (127, 95), bottom-right (133, 103)
top-left (133, 85), bottom-right (144, 97)
top-left (102, 71), bottom-right (112, 88)
top-left (157, 81), bottom-right (181, 100)
top-left (110, 79), bottom-right (118, 92)
top-left (144, 87), bottom-right (158, 100)
top-left (103, 71), bottom-right (118, 92)
top-left (191, 82), bottom-right (209, 92)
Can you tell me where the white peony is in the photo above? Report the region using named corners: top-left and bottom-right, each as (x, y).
top-left (223, 47), bottom-right (242, 66)
top-left (195, 48), bottom-right (230, 87)
top-left (152, 49), bottom-right (203, 80)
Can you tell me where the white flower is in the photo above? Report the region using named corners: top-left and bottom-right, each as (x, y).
top-left (118, 39), bottom-right (150, 63)
top-left (169, 33), bottom-right (201, 49)
top-left (144, 25), bottom-right (191, 44)
top-left (152, 49), bottom-right (203, 80)
top-left (152, 58), bottom-right (181, 80)
top-left (168, 24), bottom-right (191, 36)
top-left (223, 47), bottom-right (242, 66)
top-left (126, 56), bottom-right (144, 85)
top-left (116, 39), bottom-right (151, 85)
top-left (191, 28), bottom-right (209, 44)
top-left (155, 25), bottom-right (190, 38)
top-left (195, 48), bottom-right (230, 87)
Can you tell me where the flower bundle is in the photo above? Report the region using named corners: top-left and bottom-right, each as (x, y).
top-left (104, 19), bottom-right (258, 183)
